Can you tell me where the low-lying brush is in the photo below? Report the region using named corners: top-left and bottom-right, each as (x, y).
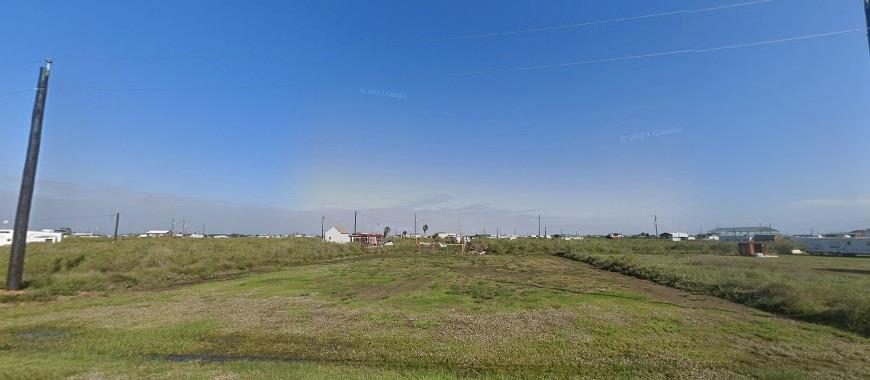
top-left (559, 251), bottom-right (870, 336)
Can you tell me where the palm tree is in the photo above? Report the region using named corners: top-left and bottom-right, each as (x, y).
top-left (422, 224), bottom-right (429, 236)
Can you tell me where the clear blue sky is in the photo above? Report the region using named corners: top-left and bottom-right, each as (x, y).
top-left (1, 0), bottom-right (869, 235)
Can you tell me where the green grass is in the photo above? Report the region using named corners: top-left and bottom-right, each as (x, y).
top-left (1, 238), bottom-right (868, 378)
top-left (0, 253), bottom-right (867, 379)
top-left (556, 244), bottom-right (870, 336)
top-left (0, 237), bottom-right (366, 302)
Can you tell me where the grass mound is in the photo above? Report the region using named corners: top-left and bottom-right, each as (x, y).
top-left (0, 237), bottom-right (363, 301)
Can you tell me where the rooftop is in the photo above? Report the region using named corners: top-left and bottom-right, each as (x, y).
top-left (708, 227), bottom-right (779, 234)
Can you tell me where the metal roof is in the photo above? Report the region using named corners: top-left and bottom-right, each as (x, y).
top-left (329, 226), bottom-right (349, 234)
top-left (708, 227), bottom-right (779, 234)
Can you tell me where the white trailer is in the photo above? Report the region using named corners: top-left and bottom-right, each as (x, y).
top-left (0, 229), bottom-right (64, 247)
top-left (795, 237), bottom-right (870, 256)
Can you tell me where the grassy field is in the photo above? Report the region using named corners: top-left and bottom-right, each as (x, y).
top-left (0, 238), bottom-right (868, 378)
top-left (557, 243), bottom-right (870, 336)
top-left (0, 237), bottom-right (364, 302)
top-left (1, 252), bottom-right (867, 379)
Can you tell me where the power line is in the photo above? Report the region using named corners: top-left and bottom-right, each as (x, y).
top-left (29, 213), bottom-right (118, 222)
top-left (455, 27), bottom-right (868, 76)
top-left (0, 60), bottom-right (44, 70)
top-left (388, 0), bottom-right (774, 45)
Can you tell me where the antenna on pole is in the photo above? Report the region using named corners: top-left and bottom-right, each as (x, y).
top-left (6, 59), bottom-right (52, 290)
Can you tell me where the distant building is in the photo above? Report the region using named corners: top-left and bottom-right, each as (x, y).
top-left (351, 232), bottom-right (383, 246)
top-left (794, 236), bottom-right (870, 256)
top-left (847, 229), bottom-right (869, 238)
top-left (0, 229), bottom-right (63, 246)
top-left (606, 233), bottom-right (624, 240)
top-left (324, 226), bottom-right (351, 244)
top-left (144, 230), bottom-right (171, 238)
top-left (660, 232), bottom-right (690, 241)
top-left (708, 227), bottom-right (780, 242)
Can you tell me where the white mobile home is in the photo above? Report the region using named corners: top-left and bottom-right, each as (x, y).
top-left (794, 236), bottom-right (870, 256)
top-left (660, 232), bottom-right (690, 241)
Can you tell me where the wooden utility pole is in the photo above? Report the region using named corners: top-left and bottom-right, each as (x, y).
top-left (113, 212), bottom-right (120, 242)
top-left (321, 216), bottom-right (325, 241)
top-left (865, 0), bottom-right (870, 56)
top-left (538, 214), bottom-right (541, 237)
top-left (6, 60), bottom-right (52, 291)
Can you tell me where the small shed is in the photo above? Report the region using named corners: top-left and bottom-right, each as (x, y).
top-left (351, 233), bottom-right (383, 246)
top-left (738, 241), bottom-right (768, 257)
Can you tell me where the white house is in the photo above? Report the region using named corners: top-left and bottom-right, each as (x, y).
top-left (0, 229), bottom-right (63, 247)
top-left (324, 226), bottom-right (351, 244)
top-left (144, 230), bottom-right (171, 237)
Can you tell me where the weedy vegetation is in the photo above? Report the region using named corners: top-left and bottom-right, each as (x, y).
top-left (0, 237), bottom-right (867, 379)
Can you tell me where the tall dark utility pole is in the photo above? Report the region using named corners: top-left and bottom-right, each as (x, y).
top-left (538, 214), bottom-right (541, 237)
top-left (353, 211), bottom-right (357, 234)
top-left (6, 60), bottom-right (52, 291)
top-left (864, 0), bottom-right (870, 56)
top-left (113, 212), bottom-right (120, 242)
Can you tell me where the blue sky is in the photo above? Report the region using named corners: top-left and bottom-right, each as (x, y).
top-left (1, 0), bottom-right (869, 235)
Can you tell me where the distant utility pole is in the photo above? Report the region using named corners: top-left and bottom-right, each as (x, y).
top-left (353, 211), bottom-right (357, 234)
top-left (6, 60), bottom-right (52, 291)
top-left (413, 213), bottom-right (417, 236)
top-left (653, 214), bottom-right (658, 237)
top-left (538, 214), bottom-right (541, 237)
top-left (113, 212), bottom-right (120, 242)
top-left (321, 216), bottom-right (325, 241)
top-left (170, 218), bottom-right (175, 235)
